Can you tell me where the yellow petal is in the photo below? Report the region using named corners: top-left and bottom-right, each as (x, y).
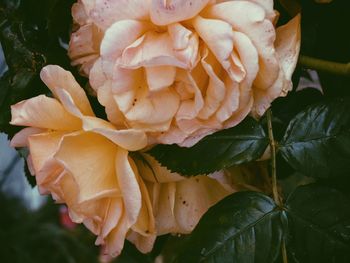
top-left (115, 148), bottom-right (142, 225)
top-left (10, 95), bottom-right (81, 130)
top-left (55, 132), bottom-right (120, 203)
top-left (174, 176), bottom-right (231, 233)
top-left (40, 65), bottom-right (94, 116)
top-left (28, 131), bottom-right (66, 173)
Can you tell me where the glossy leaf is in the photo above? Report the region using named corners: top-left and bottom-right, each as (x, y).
top-left (171, 192), bottom-right (285, 263)
top-left (286, 184), bottom-right (350, 262)
top-left (148, 117), bottom-right (269, 176)
top-left (279, 98), bottom-right (350, 178)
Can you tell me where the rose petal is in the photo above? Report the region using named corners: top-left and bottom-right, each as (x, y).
top-left (205, 1), bottom-right (279, 90)
top-left (115, 148), bottom-right (142, 225)
top-left (40, 65), bottom-right (94, 116)
top-left (150, 0), bottom-right (211, 25)
top-left (55, 132), bottom-right (120, 203)
top-left (11, 127), bottom-right (45, 147)
top-left (89, 0), bottom-right (150, 30)
top-left (10, 95), bottom-right (81, 131)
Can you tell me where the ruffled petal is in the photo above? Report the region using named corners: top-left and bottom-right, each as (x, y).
top-left (118, 32), bottom-right (190, 69)
top-left (10, 95), bottom-right (81, 131)
top-left (174, 176), bottom-right (231, 233)
top-left (150, 0), bottom-right (211, 25)
top-left (55, 132), bottom-right (120, 203)
top-left (40, 65), bottom-right (94, 116)
top-left (27, 131), bottom-right (66, 173)
top-left (275, 14), bottom-right (301, 81)
top-left (82, 116), bottom-right (148, 151)
top-left (101, 20), bottom-right (152, 63)
top-left (10, 127), bottom-right (44, 147)
top-left (192, 16), bottom-right (245, 82)
top-left (88, 0), bottom-right (151, 30)
top-left (69, 23), bottom-right (103, 76)
top-left (115, 148), bottom-right (142, 225)
top-left (145, 66), bottom-right (176, 92)
top-left (204, 1), bottom-right (279, 90)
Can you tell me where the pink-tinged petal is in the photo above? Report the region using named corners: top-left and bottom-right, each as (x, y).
top-left (150, 0), bottom-right (211, 25)
top-left (10, 95), bottom-right (81, 130)
top-left (81, 0), bottom-right (95, 16)
top-left (275, 14), bottom-right (301, 81)
top-left (89, 0), bottom-right (151, 30)
top-left (153, 125), bottom-right (188, 145)
top-left (246, 0), bottom-right (276, 21)
top-left (96, 82), bottom-right (126, 128)
top-left (175, 70), bottom-right (204, 120)
top-left (101, 20), bottom-right (152, 63)
top-left (35, 159), bottom-right (64, 195)
top-left (174, 176), bottom-right (231, 233)
top-left (69, 23), bottom-right (103, 76)
top-left (168, 23), bottom-right (200, 69)
top-left (118, 32), bottom-right (189, 69)
top-left (216, 77), bottom-right (240, 122)
top-left (115, 148), bottom-right (142, 226)
top-left (89, 58), bottom-right (107, 91)
top-left (205, 1), bottom-right (279, 90)
top-left (28, 131), bottom-right (66, 173)
top-left (252, 15), bottom-right (301, 117)
top-left (127, 232), bottom-right (157, 254)
top-left (11, 127), bottom-right (44, 147)
top-left (152, 182), bottom-right (178, 235)
top-left (252, 69), bottom-right (286, 116)
top-left (72, 2), bottom-right (89, 25)
top-left (129, 159), bottom-right (155, 236)
top-left (124, 87), bottom-right (180, 125)
top-left (145, 66), bottom-right (176, 92)
top-left (232, 31), bottom-right (259, 91)
top-left (55, 132), bottom-right (120, 203)
top-left (193, 16), bottom-right (242, 80)
top-left (97, 199), bottom-right (124, 243)
top-left (198, 48), bottom-right (226, 120)
top-left (112, 67), bottom-right (143, 94)
top-left (40, 65), bottom-right (94, 116)
top-left (104, 209), bottom-right (129, 257)
top-left (82, 116), bottom-right (148, 151)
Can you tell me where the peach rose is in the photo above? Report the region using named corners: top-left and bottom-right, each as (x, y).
top-left (69, 0), bottom-right (301, 147)
top-left (133, 153), bottom-right (234, 235)
top-left (10, 65), bottom-right (155, 256)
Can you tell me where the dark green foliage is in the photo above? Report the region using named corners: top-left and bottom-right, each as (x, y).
top-left (279, 98), bottom-right (350, 178)
top-left (286, 184), bottom-right (350, 263)
top-left (148, 117), bottom-right (269, 176)
top-left (167, 192), bottom-right (285, 263)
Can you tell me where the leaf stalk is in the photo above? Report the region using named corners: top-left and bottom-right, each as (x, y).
top-left (266, 109), bottom-right (288, 263)
top-left (298, 55), bottom-right (350, 76)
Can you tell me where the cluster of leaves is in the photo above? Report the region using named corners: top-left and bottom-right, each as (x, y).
top-left (0, 0), bottom-right (350, 262)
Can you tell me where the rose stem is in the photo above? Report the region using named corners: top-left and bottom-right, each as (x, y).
top-left (298, 55), bottom-right (350, 76)
top-left (266, 109), bottom-right (288, 263)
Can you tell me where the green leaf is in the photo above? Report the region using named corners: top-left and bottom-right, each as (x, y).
top-left (148, 117), bottom-right (269, 176)
top-left (171, 192), bottom-right (285, 263)
top-left (279, 98), bottom-right (350, 178)
top-left (285, 183), bottom-right (350, 262)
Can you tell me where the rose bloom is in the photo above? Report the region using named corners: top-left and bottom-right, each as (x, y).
top-left (69, 0), bottom-right (301, 147)
top-left (10, 65), bottom-right (234, 256)
top-left (10, 65), bottom-right (155, 256)
top-left (133, 153), bottom-right (234, 236)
